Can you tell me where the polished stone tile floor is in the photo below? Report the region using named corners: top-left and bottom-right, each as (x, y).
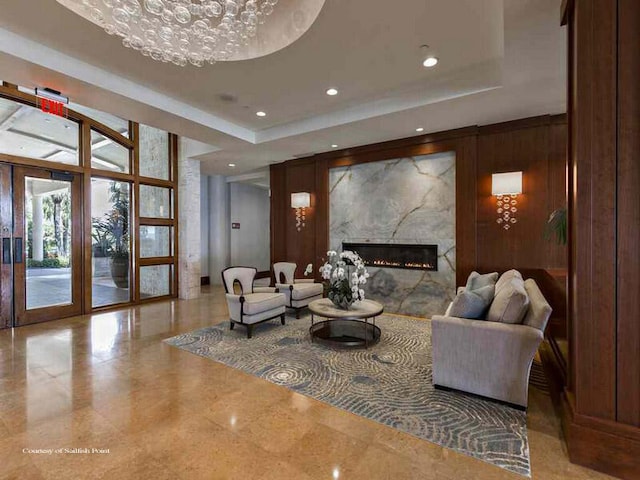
top-left (0, 286), bottom-right (615, 480)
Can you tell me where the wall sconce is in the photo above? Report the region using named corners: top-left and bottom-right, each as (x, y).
top-left (291, 192), bottom-right (311, 232)
top-left (492, 171), bottom-right (523, 230)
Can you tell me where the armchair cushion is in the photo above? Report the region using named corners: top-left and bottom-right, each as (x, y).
top-left (276, 282), bottom-right (323, 307)
top-left (254, 286), bottom-right (278, 294)
top-left (290, 283), bottom-right (323, 300)
top-left (242, 293), bottom-right (286, 315)
top-left (225, 292), bottom-right (286, 323)
top-left (448, 284), bottom-right (495, 319)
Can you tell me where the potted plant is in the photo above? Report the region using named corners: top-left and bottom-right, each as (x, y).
top-left (319, 250), bottom-right (369, 309)
top-left (92, 182), bottom-right (130, 288)
top-left (544, 207), bottom-right (567, 245)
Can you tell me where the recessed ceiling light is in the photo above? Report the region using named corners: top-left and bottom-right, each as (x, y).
top-left (228, 163), bottom-right (236, 167)
top-left (326, 88), bottom-right (338, 96)
top-left (423, 56), bottom-right (438, 68)
top-left (256, 111), bottom-right (266, 117)
top-left (416, 127), bottom-right (424, 132)
top-left (331, 144), bottom-right (338, 148)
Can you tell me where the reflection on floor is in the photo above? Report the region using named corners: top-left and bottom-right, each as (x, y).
top-left (0, 286), bottom-right (614, 480)
top-left (26, 267), bottom-right (129, 309)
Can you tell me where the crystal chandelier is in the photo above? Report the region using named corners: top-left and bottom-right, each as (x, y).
top-left (61, 0), bottom-right (279, 66)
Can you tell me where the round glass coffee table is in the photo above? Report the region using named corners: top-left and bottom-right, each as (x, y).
top-left (308, 298), bottom-right (383, 348)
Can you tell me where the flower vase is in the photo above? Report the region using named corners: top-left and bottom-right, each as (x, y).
top-left (320, 250), bottom-right (369, 310)
top-left (329, 294), bottom-right (352, 310)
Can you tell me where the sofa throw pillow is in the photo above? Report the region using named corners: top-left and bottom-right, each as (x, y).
top-left (486, 279), bottom-right (530, 324)
top-left (522, 279), bottom-right (553, 331)
top-left (448, 284), bottom-right (495, 319)
top-left (495, 269), bottom-right (523, 293)
top-left (465, 271), bottom-right (499, 291)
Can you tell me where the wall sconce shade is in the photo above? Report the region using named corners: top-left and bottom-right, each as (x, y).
top-left (491, 172), bottom-right (523, 196)
top-left (291, 192), bottom-right (311, 209)
top-left (492, 171), bottom-right (523, 230)
top-left (291, 192), bottom-right (311, 232)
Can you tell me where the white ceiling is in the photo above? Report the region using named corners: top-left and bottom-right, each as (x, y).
top-left (0, 0), bottom-right (566, 176)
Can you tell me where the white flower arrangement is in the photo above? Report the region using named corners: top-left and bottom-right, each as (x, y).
top-left (303, 263), bottom-right (313, 276)
top-left (319, 250), bottom-right (369, 309)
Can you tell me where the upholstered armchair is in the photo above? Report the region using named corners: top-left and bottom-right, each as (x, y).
top-left (273, 262), bottom-right (323, 318)
top-left (222, 267), bottom-right (286, 338)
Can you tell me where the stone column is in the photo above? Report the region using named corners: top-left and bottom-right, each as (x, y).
top-left (200, 176), bottom-right (209, 279)
top-left (177, 140), bottom-right (201, 300)
top-left (208, 175), bottom-right (230, 285)
top-left (32, 195), bottom-right (44, 261)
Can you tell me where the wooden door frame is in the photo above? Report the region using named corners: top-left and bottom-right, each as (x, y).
top-left (12, 165), bottom-right (84, 326)
top-left (0, 84), bottom-right (180, 321)
top-left (0, 164), bottom-right (13, 328)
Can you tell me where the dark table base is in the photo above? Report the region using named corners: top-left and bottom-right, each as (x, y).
top-left (309, 319), bottom-right (381, 348)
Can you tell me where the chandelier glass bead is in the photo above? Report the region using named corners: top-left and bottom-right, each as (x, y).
top-left (74, 0), bottom-right (279, 66)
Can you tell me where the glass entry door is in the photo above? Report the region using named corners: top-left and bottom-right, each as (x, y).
top-left (0, 164), bottom-right (83, 327)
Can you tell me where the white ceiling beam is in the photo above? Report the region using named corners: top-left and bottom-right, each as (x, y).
top-left (0, 105), bottom-right (29, 131)
top-left (8, 128), bottom-right (76, 153)
top-left (91, 128), bottom-right (128, 150)
top-left (8, 127), bottom-right (121, 169)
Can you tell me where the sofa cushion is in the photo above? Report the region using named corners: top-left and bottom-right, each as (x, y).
top-left (448, 284), bottom-right (495, 319)
top-left (243, 293), bottom-right (286, 315)
top-left (486, 279), bottom-right (530, 324)
top-left (465, 271), bottom-right (499, 291)
top-left (522, 279), bottom-right (552, 331)
top-left (495, 269), bottom-right (523, 293)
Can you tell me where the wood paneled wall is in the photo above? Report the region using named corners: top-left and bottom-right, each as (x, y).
top-left (270, 114), bottom-right (567, 286)
top-left (558, 0), bottom-right (640, 478)
top-left (616, 0), bottom-right (640, 430)
top-left (476, 117), bottom-right (568, 271)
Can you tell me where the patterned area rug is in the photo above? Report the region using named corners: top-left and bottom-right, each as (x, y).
top-left (164, 315), bottom-right (530, 476)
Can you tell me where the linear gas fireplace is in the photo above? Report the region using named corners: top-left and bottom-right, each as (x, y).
top-left (342, 242), bottom-right (438, 271)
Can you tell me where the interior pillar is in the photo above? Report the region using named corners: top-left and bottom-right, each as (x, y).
top-left (177, 141), bottom-right (201, 300)
top-left (208, 175), bottom-right (230, 285)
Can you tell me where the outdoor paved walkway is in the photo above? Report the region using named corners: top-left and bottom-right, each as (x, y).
top-left (26, 268), bottom-right (128, 309)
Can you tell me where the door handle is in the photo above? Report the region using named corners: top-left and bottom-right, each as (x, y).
top-left (14, 238), bottom-right (22, 264)
top-left (2, 238), bottom-right (10, 264)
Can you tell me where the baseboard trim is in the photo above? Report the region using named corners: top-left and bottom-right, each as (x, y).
top-left (562, 398), bottom-right (640, 480)
top-left (540, 341), bottom-right (640, 480)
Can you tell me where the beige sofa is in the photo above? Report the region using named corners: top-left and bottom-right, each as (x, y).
top-left (431, 272), bottom-right (552, 409)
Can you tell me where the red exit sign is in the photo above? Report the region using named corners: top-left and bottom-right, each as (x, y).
top-left (40, 98), bottom-right (66, 117)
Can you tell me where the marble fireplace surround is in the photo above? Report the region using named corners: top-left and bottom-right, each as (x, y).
top-left (329, 151), bottom-right (456, 317)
